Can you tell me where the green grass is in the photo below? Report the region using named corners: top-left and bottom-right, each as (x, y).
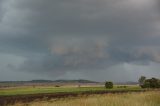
top-left (0, 85), bottom-right (142, 96)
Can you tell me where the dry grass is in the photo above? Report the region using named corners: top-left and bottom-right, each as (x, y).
top-left (10, 91), bottom-right (160, 106)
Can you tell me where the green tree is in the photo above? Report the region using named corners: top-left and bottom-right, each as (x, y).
top-left (139, 76), bottom-right (146, 87)
top-left (105, 81), bottom-right (113, 89)
top-left (140, 77), bottom-right (160, 88)
top-left (141, 81), bottom-right (150, 88)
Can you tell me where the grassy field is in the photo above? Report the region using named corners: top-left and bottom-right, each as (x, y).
top-left (0, 85), bottom-right (141, 96)
top-left (9, 91), bottom-right (160, 106)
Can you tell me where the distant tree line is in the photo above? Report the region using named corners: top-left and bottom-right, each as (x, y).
top-left (139, 76), bottom-right (160, 88)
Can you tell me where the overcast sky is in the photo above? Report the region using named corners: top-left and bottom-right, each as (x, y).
top-left (0, 0), bottom-right (160, 82)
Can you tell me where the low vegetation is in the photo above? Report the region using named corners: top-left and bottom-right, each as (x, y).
top-left (0, 86), bottom-right (141, 96)
top-left (0, 85), bottom-right (144, 105)
top-left (9, 91), bottom-right (160, 106)
top-left (1, 77), bottom-right (160, 106)
top-left (105, 81), bottom-right (113, 89)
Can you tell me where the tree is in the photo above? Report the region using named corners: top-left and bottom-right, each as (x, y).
top-left (138, 76), bottom-right (146, 87)
top-left (105, 81), bottom-right (113, 89)
top-left (145, 78), bottom-right (160, 88)
top-left (139, 77), bottom-right (160, 88)
top-left (141, 81), bottom-right (150, 88)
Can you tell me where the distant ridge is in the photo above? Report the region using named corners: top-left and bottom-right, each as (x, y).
top-left (0, 79), bottom-right (99, 83)
top-left (53, 79), bottom-right (98, 83)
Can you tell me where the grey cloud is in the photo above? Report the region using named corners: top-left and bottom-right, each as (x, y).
top-left (19, 38), bottom-right (109, 76)
top-left (0, 0), bottom-right (160, 81)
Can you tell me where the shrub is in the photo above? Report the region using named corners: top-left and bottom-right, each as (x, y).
top-left (55, 85), bottom-right (60, 87)
top-left (105, 81), bottom-right (113, 89)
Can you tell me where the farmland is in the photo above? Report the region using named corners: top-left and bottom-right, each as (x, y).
top-left (0, 82), bottom-right (159, 106)
top-left (0, 85), bottom-right (141, 96)
top-left (8, 91), bottom-right (160, 106)
top-left (0, 85), bottom-right (146, 105)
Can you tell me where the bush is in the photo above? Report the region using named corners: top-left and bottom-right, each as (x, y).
top-left (55, 85), bottom-right (60, 87)
top-left (105, 81), bottom-right (113, 89)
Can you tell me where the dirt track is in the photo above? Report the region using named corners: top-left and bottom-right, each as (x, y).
top-left (0, 90), bottom-right (146, 106)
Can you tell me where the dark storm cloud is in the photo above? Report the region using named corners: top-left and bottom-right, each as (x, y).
top-left (0, 0), bottom-right (160, 81)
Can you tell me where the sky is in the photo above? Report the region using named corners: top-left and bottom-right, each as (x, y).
top-left (0, 0), bottom-right (160, 82)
